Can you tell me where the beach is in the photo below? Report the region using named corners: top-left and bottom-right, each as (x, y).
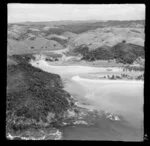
top-left (30, 58), bottom-right (144, 141)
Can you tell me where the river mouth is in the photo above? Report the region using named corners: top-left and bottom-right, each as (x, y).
top-left (31, 59), bottom-right (144, 141)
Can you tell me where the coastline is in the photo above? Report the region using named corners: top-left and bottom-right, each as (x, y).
top-left (71, 75), bottom-right (144, 83)
top-left (30, 59), bottom-right (144, 81)
top-left (30, 59), bottom-right (122, 72)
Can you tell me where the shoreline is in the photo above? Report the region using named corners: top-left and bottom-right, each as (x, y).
top-left (47, 60), bottom-right (123, 69)
top-left (30, 59), bottom-right (144, 82)
top-left (31, 59), bottom-right (122, 71)
top-left (71, 75), bottom-right (144, 83)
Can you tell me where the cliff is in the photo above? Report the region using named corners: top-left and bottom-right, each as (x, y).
top-left (6, 54), bottom-right (76, 139)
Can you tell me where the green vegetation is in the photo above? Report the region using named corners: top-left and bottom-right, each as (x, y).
top-left (46, 37), bottom-right (68, 47)
top-left (33, 20), bottom-right (145, 34)
top-left (112, 43), bottom-right (144, 64)
top-left (72, 42), bottom-right (144, 64)
top-left (8, 20), bottom-right (145, 40)
top-left (123, 65), bottom-right (144, 71)
top-left (82, 46), bottom-right (113, 61)
top-left (44, 28), bottom-right (65, 36)
top-left (7, 20), bottom-right (145, 139)
top-left (7, 54), bottom-right (74, 135)
top-left (106, 73), bottom-right (144, 80)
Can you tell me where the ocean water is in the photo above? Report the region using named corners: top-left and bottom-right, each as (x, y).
top-left (63, 76), bottom-right (143, 141)
top-left (31, 60), bottom-right (144, 141)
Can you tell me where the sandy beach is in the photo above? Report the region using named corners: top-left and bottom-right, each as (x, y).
top-left (72, 75), bottom-right (143, 84)
top-left (31, 59), bottom-right (122, 74)
top-left (30, 58), bottom-right (144, 141)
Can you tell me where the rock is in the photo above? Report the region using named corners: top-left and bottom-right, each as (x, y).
top-left (46, 112), bottom-right (55, 123)
top-left (7, 128), bottom-right (62, 140)
top-left (105, 112), bottom-right (120, 121)
top-left (73, 120), bottom-right (88, 125)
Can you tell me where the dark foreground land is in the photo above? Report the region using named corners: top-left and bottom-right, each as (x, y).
top-left (6, 54), bottom-right (79, 140)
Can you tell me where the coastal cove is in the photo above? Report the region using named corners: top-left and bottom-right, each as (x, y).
top-left (7, 6), bottom-right (145, 141)
top-left (31, 59), bottom-right (144, 141)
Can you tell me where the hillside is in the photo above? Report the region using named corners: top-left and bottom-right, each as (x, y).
top-left (70, 27), bottom-right (144, 50)
top-left (7, 37), bottom-right (64, 55)
top-left (8, 20), bottom-right (145, 58)
top-left (9, 20), bottom-right (144, 32)
top-left (7, 20), bottom-right (145, 139)
top-left (70, 42), bottom-right (144, 64)
top-left (6, 54), bottom-right (77, 139)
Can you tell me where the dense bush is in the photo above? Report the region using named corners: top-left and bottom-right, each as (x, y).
top-left (7, 55), bottom-right (72, 133)
top-left (83, 46), bottom-right (113, 61)
top-left (123, 65), bottom-right (144, 71)
top-left (73, 45), bottom-right (89, 56)
top-left (44, 28), bottom-right (65, 36)
top-left (47, 37), bottom-right (68, 47)
top-left (112, 43), bottom-right (144, 64)
top-left (73, 42), bottom-right (145, 64)
top-left (73, 45), bottom-right (114, 61)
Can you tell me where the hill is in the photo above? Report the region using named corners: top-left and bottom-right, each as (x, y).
top-left (7, 54), bottom-right (76, 139)
top-left (70, 27), bottom-right (144, 50)
top-left (71, 42), bottom-right (144, 64)
top-left (7, 37), bottom-right (64, 55)
top-left (8, 20), bottom-right (145, 56)
top-left (6, 20), bottom-right (145, 139)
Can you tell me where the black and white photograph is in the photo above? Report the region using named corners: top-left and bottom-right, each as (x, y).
top-left (7, 4), bottom-right (145, 141)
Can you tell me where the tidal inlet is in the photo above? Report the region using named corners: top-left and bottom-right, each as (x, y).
top-left (7, 3), bottom-right (145, 141)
